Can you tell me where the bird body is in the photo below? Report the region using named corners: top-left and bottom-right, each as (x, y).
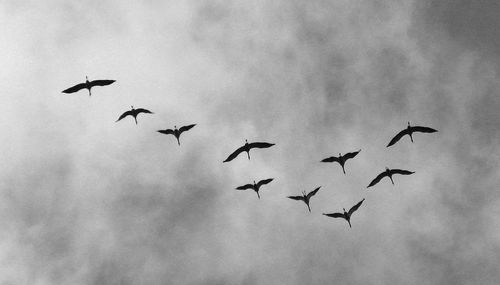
top-left (321, 149), bottom-right (361, 174)
top-left (223, 140), bottom-right (275, 162)
top-left (367, 167), bottom-right (414, 188)
top-left (236, 178), bottom-right (274, 199)
top-left (287, 186), bottom-right (321, 212)
top-left (62, 76), bottom-right (115, 96)
top-left (323, 198), bottom-right (365, 228)
top-left (387, 122), bottom-right (437, 147)
top-left (158, 124), bottom-right (196, 145)
top-left (116, 106), bottom-right (153, 124)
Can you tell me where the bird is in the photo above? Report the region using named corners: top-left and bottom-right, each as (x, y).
top-left (157, 124), bottom-right (196, 146)
top-left (223, 140), bottom-right (275, 162)
top-left (367, 167), bottom-right (414, 188)
top-left (116, 106), bottom-right (153, 124)
top-left (387, 122), bottom-right (437, 147)
top-left (235, 178), bottom-right (274, 199)
top-left (287, 186), bottom-right (321, 212)
top-left (321, 149), bottom-right (361, 174)
top-left (62, 76), bottom-right (115, 96)
top-left (323, 198), bottom-right (365, 228)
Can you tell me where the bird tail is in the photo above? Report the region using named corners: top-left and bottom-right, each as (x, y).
top-left (390, 177), bottom-right (394, 185)
top-left (247, 151), bottom-right (250, 160)
top-left (307, 204), bottom-right (311, 212)
top-left (177, 138), bottom-right (180, 146)
top-left (257, 191), bottom-right (260, 199)
top-left (134, 117), bottom-right (137, 125)
top-left (342, 165), bottom-right (346, 175)
top-left (348, 220), bottom-right (352, 228)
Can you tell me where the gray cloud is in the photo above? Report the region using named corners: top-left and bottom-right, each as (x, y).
top-left (1, 0), bottom-right (499, 284)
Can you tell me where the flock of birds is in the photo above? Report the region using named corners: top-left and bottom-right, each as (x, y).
top-left (62, 76), bottom-right (438, 229)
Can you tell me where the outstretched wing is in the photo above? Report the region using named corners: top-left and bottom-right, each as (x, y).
top-left (367, 172), bottom-right (388, 188)
top-left (343, 149), bottom-right (361, 161)
top-left (323, 213), bottom-right (344, 218)
top-left (223, 145), bottom-right (246, 162)
top-left (248, 142), bottom-right (275, 149)
top-left (62, 83), bottom-right (86, 94)
top-left (256, 178), bottom-right (274, 188)
top-left (116, 110), bottom-right (133, 122)
top-left (136, 108), bottom-right (153, 114)
top-left (236, 184), bottom-right (254, 190)
top-left (89, 79), bottom-right (115, 87)
top-left (390, 169), bottom-right (415, 176)
top-left (348, 198), bottom-right (365, 216)
top-left (287, 195), bottom-right (305, 201)
top-left (411, 126), bottom-right (437, 134)
top-left (321, 156), bottom-right (340, 163)
top-left (307, 186), bottom-right (321, 199)
top-left (387, 129), bottom-right (409, 147)
top-left (158, 129), bottom-right (174, 135)
top-left (179, 124), bottom-right (196, 134)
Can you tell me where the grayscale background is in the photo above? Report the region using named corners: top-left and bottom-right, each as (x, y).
top-left (1, 1), bottom-right (499, 284)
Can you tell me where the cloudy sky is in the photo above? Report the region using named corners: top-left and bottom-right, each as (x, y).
top-left (1, 0), bottom-right (500, 284)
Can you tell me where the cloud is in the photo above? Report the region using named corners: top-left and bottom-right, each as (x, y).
top-left (1, 0), bottom-right (500, 284)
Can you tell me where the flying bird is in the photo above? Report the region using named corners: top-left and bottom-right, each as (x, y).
top-left (236, 178), bottom-right (274, 199)
top-left (157, 124), bottom-right (196, 145)
top-left (62, 76), bottom-right (115, 96)
top-left (387, 122), bottom-right (437, 147)
top-left (321, 149), bottom-right (361, 174)
top-left (367, 167), bottom-right (414, 188)
top-left (287, 186), bottom-right (321, 212)
top-left (223, 140), bottom-right (275, 162)
top-left (116, 106), bottom-right (153, 124)
top-left (323, 198), bottom-right (365, 228)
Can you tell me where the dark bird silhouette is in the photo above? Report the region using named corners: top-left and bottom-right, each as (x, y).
top-left (367, 167), bottom-right (414, 188)
top-left (321, 149), bottom-right (361, 174)
top-left (323, 198), bottom-right (365, 228)
top-left (116, 106), bottom-right (153, 124)
top-left (387, 122), bottom-right (437, 147)
top-left (223, 140), bottom-right (275, 162)
top-left (287, 186), bottom-right (321, 212)
top-left (157, 124), bottom-right (196, 145)
top-left (236, 178), bottom-right (274, 199)
top-left (62, 76), bottom-right (115, 96)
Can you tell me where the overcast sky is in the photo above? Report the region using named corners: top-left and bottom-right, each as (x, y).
top-left (1, 1), bottom-right (500, 284)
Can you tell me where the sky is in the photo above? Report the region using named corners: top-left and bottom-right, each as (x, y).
top-left (1, 0), bottom-right (500, 284)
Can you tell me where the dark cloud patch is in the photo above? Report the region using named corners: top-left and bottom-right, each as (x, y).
top-left (414, 0), bottom-right (500, 58)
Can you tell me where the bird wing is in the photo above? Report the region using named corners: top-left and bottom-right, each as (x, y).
top-left (89, 79), bottom-right (115, 87)
top-left (348, 198), bottom-right (365, 216)
top-left (136, 108), bottom-right (153, 114)
top-left (390, 169), bottom-right (415, 176)
top-left (62, 83), bottom-right (86, 93)
top-left (343, 149), bottom-right (361, 161)
top-left (367, 172), bottom-right (388, 188)
top-left (223, 145), bottom-right (246, 162)
top-left (287, 195), bottom-right (305, 201)
top-left (323, 213), bottom-right (344, 218)
top-left (116, 110), bottom-right (133, 122)
top-left (157, 129), bottom-right (174, 135)
top-left (411, 126), bottom-right (438, 133)
top-left (248, 142), bottom-right (275, 149)
top-left (256, 178), bottom-right (274, 188)
top-left (179, 124), bottom-right (196, 134)
top-left (236, 184), bottom-right (254, 190)
top-left (307, 186), bottom-right (321, 199)
top-left (321, 156), bottom-right (340, 163)
top-left (387, 129), bottom-right (409, 147)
